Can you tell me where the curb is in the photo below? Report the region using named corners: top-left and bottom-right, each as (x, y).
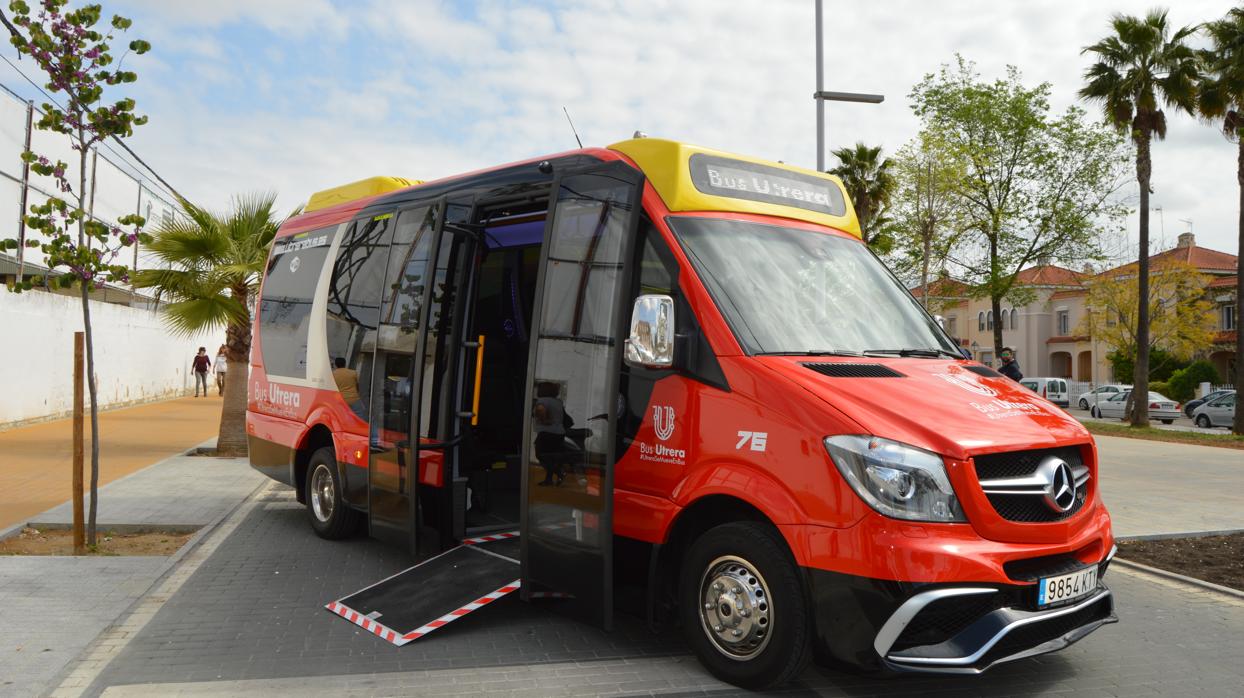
top-left (1115, 528), bottom-right (1244, 542)
top-left (1113, 557), bottom-right (1244, 602)
top-left (42, 476), bottom-right (269, 697)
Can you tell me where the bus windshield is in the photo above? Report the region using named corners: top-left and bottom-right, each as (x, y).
top-left (670, 217), bottom-right (960, 357)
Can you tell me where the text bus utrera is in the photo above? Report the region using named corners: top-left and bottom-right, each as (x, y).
top-left (246, 138), bottom-right (1116, 688)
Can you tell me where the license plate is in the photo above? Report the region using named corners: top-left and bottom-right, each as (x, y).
top-left (1037, 567), bottom-right (1097, 607)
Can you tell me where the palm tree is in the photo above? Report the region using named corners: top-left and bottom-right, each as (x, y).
top-left (829, 142), bottom-right (896, 248)
top-left (135, 194), bottom-right (281, 455)
top-left (1080, 9), bottom-right (1200, 427)
top-left (1199, 7), bottom-right (1244, 435)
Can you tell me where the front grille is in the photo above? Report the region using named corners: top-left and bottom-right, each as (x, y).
top-left (801, 362), bottom-right (905, 378)
top-left (979, 595), bottom-right (1112, 666)
top-left (890, 593), bottom-right (1010, 651)
top-left (1004, 553), bottom-right (1087, 582)
top-left (974, 447), bottom-right (1089, 523)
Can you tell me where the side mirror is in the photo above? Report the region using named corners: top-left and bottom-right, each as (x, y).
top-left (624, 294), bottom-right (674, 369)
top-left (934, 314), bottom-right (946, 329)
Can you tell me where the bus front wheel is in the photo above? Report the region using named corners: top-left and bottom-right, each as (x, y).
top-left (305, 447), bottom-right (361, 539)
top-left (678, 521), bottom-right (811, 689)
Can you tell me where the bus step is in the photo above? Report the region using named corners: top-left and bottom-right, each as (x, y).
top-left (325, 533), bottom-right (520, 646)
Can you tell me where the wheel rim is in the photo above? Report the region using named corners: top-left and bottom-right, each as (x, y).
top-left (310, 464), bottom-right (335, 523)
top-left (698, 555), bottom-right (773, 661)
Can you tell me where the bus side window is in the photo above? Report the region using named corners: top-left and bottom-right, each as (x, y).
top-left (326, 216), bottom-right (394, 423)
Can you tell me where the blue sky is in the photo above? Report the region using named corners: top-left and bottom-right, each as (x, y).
top-left (0, 0), bottom-right (1237, 260)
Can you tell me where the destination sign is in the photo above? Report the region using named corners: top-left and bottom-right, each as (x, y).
top-left (688, 154), bottom-right (846, 216)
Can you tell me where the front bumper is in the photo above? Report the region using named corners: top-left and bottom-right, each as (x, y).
top-left (805, 546), bottom-right (1118, 673)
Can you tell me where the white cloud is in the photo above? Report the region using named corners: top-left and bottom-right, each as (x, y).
top-left (112, 0), bottom-right (1239, 256)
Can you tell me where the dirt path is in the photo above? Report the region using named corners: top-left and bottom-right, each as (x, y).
top-left (0, 395), bottom-right (223, 530)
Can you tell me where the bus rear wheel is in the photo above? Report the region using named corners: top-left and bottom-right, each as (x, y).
top-left (305, 447), bottom-right (361, 539)
top-left (679, 521), bottom-right (811, 689)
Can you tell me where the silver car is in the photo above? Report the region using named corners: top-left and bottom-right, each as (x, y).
top-left (1193, 391), bottom-right (1236, 429)
top-left (1092, 390), bottom-right (1181, 424)
top-left (1077, 384), bottom-right (1131, 410)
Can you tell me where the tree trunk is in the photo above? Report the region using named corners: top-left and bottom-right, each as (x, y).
top-left (920, 224), bottom-right (931, 309)
top-left (82, 288), bottom-right (100, 546)
top-left (1131, 133), bottom-right (1152, 427)
top-left (991, 294), bottom-right (1004, 361)
top-left (216, 285), bottom-right (252, 456)
top-left (1234, 137), bottom-right (1243, 435)
top-left (989, 228), bottom-right (1003, 357)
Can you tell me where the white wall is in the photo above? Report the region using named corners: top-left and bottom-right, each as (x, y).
top-left (0, 286), bottom-right (222, 425)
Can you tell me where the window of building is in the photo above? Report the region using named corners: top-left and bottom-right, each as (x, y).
top-left (946, 316), bottom-right (957, 337)
top-left (1057, 309), bottom-right (1069, 336)
top-left (1010, 308), bottom-right (1018, 330)
top-left (978, 311), bottom-right (985, 331)
top-left (1224, 303), bottom-right (1237, 331)
top-left (258, 226), bottom-right (337, 378)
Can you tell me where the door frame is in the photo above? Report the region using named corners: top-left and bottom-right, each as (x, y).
top-left (517, 159), bottom-right (646, 629)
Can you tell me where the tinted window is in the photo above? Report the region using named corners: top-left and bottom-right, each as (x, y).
top-left (260, 226), bottom-right (336, 378)
top-left (327, 216), bottom-right (393, 362)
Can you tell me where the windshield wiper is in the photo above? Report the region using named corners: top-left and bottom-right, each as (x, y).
top-left (756, 349), bottom-right (865, 357)
top-left (864, 348), bottom-right (962, 359)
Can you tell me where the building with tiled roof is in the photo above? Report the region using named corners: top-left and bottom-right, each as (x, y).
top-left (913, 233), bottom-right (1237, 385)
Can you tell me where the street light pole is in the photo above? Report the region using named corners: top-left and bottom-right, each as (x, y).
top-left (816, 0), bottom-right (824, 172)
top-left (813, 0), bottom-right (884, 172)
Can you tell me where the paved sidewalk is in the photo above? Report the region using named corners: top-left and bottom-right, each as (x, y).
top-left (0, 450), bottom-right (264, 698)
top-left (1095, 435), bottom-right (1244, 538)
top-left (0, 395), bottom-right (225, 531)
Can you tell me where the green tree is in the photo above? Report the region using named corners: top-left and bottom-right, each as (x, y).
top-left (910, 57), bottom-right (1128, 358)
top-left (828, 142), bottom-right (896, 250)
top-left (888, 131), bottom-right (965, 308)
top-left (1197, 6), bottom-right (1244, 434)
top-left (1082, 259), bottom-right (1217, 381)
top-left (1080, 8), bottom-right (1200, 427)
top-left (0, 0), bottom-right (150, 546)
top-left (134, 195), bottom-right (281, 455)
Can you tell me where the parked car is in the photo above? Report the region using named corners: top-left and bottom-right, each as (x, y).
top-left (1092, 390), bottom-right (1181, 424)
top-left (1019, 377), bottom-right (1070, 406)
top-left (1193, 391), bottom-right (1236, 429)
top-left (1077, 384), bottom-right (1131, 411)
top-left (1183, 389), bottom-right (1235, 418)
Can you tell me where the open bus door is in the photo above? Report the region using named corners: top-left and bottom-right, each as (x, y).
top-left (520, 161), bottom-right (644, 629)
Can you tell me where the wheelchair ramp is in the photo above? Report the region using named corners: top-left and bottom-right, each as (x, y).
top-left (326, 532), bottom-right (519, 646)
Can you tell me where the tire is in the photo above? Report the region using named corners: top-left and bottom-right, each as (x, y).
top-left (305, 447), bottom-right (362, 539)
top-left (679, 522), bottom-right (811, 689)
top-left (1160, 420), bottom-right (1173, 425)
top-left (1078, 398), bottom-right (1089, 410)
top-left (1196, 414), bottom-right (1212, 429)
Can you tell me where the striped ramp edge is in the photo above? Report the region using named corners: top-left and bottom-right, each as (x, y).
top-left (325, 579), bottom-right (522, 646)
top-left (461, 530), bottom-right (519, 545)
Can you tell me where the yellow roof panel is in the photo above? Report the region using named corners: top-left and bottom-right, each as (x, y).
top-left (304, 176), bottom-right (421, 213)
top-left (607, 138), bottom-right (859, 237)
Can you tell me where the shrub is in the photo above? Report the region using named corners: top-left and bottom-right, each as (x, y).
top-left (1149, 380), bottom-right (1171, 398)
top-left (1166, 361), bottom-right (1221, 402)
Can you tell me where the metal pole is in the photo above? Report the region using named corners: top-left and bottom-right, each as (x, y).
top-left (815, 0), bottom-right (824, 172)
top-left (16, 99), bottom-right (32, 282)
top-left (73, 331), bottom-right (85, 555)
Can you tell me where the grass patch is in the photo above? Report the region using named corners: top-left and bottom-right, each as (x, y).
top-left (1083, 421), bottom-right (1244, 450)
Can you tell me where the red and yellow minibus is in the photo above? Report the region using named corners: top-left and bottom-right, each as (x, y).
top-left (247, 138), bottom-right (1116, 688)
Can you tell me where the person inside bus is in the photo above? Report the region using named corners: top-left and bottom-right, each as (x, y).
top-left (333, 357), bottom-right (365, 419)
top-left (533, 381), bottom-right (568, 486)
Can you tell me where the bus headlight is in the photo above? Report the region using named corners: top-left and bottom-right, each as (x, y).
top-left (824, 435), bottom-right (966, 523)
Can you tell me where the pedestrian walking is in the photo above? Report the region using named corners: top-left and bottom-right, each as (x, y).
top-left (998, 347), bottom-right (1023, 382)
top-left (191, 347), bottom-right (212, 397)
top-left (213, 345), bottom-right (228, 396)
